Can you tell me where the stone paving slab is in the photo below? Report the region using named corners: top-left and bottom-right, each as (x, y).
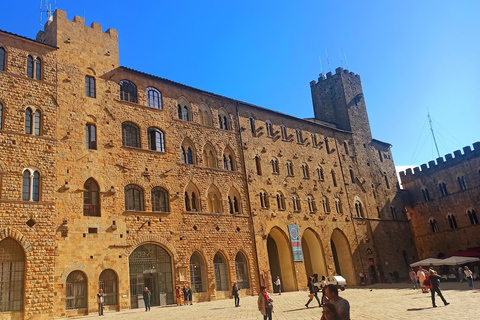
top-left (63, 282), bottom-right (478, 319)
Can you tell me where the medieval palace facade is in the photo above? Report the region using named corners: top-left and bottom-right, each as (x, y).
top-left (0, 10), bottom-right (415, 319)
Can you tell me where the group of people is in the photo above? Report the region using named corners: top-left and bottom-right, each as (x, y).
top-left (410, 266), bottom-right (450, 307)
top-left (257, 275), bottom-right (350, 320)
top-left (176, 285), bottom-right (193, 306)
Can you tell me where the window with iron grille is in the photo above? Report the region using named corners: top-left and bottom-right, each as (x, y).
top-left (119, 80), bottom-right (137, 103)
top-left (190, 252), bottom-right (206, 293)
top-left (99, 269), bottom-right (118, 305)
top-left (66, 271), bottom-right (87, 310)
top-left (213, 253), bottom-right (228, 291)
top-left (122, 122), bottom-right (141, 148)
top-left (0, 238), bottom-right (25, 312)
top-left (84, 178), bottom-right (100, 216)
top-left (152, 187), bottom-right (169, 212)
top-left (235, 252), bottom-right (250, 289)
top-left (85, 76), bottom-right (96, 98)
top-left (124, 184), bottom-right (144, 211)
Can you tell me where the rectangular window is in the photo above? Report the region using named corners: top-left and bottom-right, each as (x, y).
top-left (281, 126), bottom-right (287, 140)
top-left (86, 124), bottom-right (97, 150)
top-left (296, 129), bottom-right (303, 144)
top-left (85, 76), bottom-right (96, 98)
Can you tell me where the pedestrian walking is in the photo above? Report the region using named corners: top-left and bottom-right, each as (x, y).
top-left (321, 303), bottom-right (341, 320)
top-left (96, 288), bottom-right (104, 316)
top-left (323, 284), bottom-right (350, 320)
top-left (274, 276), bottom-right (281, 295)
top-left (464, 266), bottom-right (474, 289)
top-left (305, 276), bottom-right (321, 308)
top-left (427, 269), bottom-right (449, 308)
top-left (417, 266), bottom-right (428, 293)
top-left (232, 282), bottom-right (240, 307)
top-left (409, 268), bottom-right (418, 289)
top-left (143, 287), bottom-right (151, 312)
top-left (257, 285), bottom-right (273, 320)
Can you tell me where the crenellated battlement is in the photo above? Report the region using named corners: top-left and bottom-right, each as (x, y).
top-left (400, 142), bottom-right (480, 181)
top-left (310, 67), bottom-right (360, 87)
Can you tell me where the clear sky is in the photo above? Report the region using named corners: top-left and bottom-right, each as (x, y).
top-left (2, 1), bottom-right (479, 168)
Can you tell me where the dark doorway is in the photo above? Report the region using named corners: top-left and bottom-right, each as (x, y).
top-left (267, 235), bottom-right (282, 293)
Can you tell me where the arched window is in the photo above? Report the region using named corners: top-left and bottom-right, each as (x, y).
top-left (302, 163), bottom-right (309, 179)
top-left (99, 269), bottom-right (118, 306)
top-left (178, 105), bottom-right (183, 120)
top-left (0, 238), bottom-right (25, 312)
top-left (228, 188), bottom-right (241, 214)
top-left (85, 123), bottom-right (97, 149)
top-left (152, 187), bottom-right (169, 212)
top-left (457, 175), bottom-right (467, 191)
top-left (355, 200), bottom-right (364, 217)
top-left (146, 87), bottom-right (162, 109)
top-left (199, 104), bottom-right (212, 126)
top-left (317, 166), bottom-right (324, 181)
top-left (190, 252), bottom-right (207, 293)
top-left (448, 214), bottom-right (458, 229)
top-left (280, 125), bottom-right (287, 140)
top-left (259, 191), bottom-right (269, 209)
top-left (235, 252), bottom-right (250, 289)
top-left (271, 158), bottom-right (279, 174)
top-left (122, 122), bottom-right (141, 148)
top-left (384, 175), bottom-right (390, 189)
top-left (22, 169), bottom-right (40, 201)
top-left (25, 108), bottom-right (32, 134)
top-left (35, 57), bottom-right (41, 80)
top-left (27, 55), bottom-right (34, 78)
top-left (124, 184), bottom-right (144, 211)
top-left (307, 195), bottom-right (316, 213)
top-left (84, 178), bottom-right (100, 216)
top-left (203, 144), bottom-right (217, 168)
top-left (335, 198), bottom-right (343, 214)
top-left (430, 219), bottom-right (439, 233)
top-left (467, 210), bottom-right (478, 225)
top-left (207, 186), bottom-right (222, 213)
top-left (286, 161), bottom-right (294, 176)
top-left (33, 110), bottom-right (41, 135)
top-left (147, 127), bottom-right (165, 152)
top-left (331, 170), bottom-right (337, 187)
top-left (325, 137), bottom-right (331, 153)
top-left (322, 196), bottom-right (330, 213)
top-left (295, 129), bottom-right (303, 144)
top-left (213, 252), bottom-right (229, 291)
top-left (223, 148), bottom-right (236, 171)
top-left (183, 106), bottom-right (189, 121)
top-left (350, 169), bottom-right (355, 183)
top-left (119, 80), bottom-right (137, 103)
top-left (276, 192), bottom-right (286, 210)
top-left (311, 133), bottom-right (318, 147)
top-left (66, 271), bottom-right (87, 310)
top-left (439, 182), bottom-right (448, 196)
top-left (422, 188), bottom-right (431, 201)
top-left (344, 141), bottom-right (349, 155)
top-left (255, 155), bottom-right (262, 175)
top-left (249, 117), bottom-right (255, 134)
top-left (265, 121), bottom-right (273, 137)
top-left (292, 194), bottom-right (301, 212)
top-left (181, 140), bottom-right (195, 165)
top-left (185, 183), bottom-right (200, 212)
top-left (0, 47), bottom-right (5, 71)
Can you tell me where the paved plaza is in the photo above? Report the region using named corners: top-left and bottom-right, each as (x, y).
top-left (66, 282), bottom-right (478, 320)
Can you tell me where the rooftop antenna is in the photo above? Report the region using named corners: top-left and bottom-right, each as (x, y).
top-left (325, 50), bottom-right (332, 73)
top-left (40, 0), bottom-right (56, 26)
top-left (338, 49), bottom-right (344, 68)
top-left (427, 109), bottom-right (441, 158)
top-left (344, 53), bottom-right (349, 69)
top-left (318, 56), bottom-right (324, 77)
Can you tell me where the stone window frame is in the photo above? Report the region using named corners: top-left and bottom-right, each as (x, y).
top-left (270, 157), bottom-right (280, 174)
top-left (26, 54), bottom-right (42, 80)
top-left (457, 175), bottom-right (467, 191)
top-left (0, 100), bottom-right (3, 130)
top-left (234, 252), bottom-right (250, 289)
top-left (66, 271), bottom-right (88, 310)
top-left (98, 269), bottom-right (118, 306)
top-left (147, 127), bottom-right (165, 152)
top-left (249, 117), bottom-right (256, 135)
top-left (467, 209), bottom-right (478, 225)
top-left (213, 252), bottom-right (229, 291)
top-left (280, 125), bottom-right (288, 141)
top-left (276, 192), bottom-right (286, 211)
top-left (121, 121), bottom-right (141, 148)
top-left (307, 194), bottom-right (316, 213)
top-left (322, 196), bottom-right (330, 213)
top-left (218, 108), bottom-right (230, 131)
top-left (447, 213), bottom-right (458, 229)
top-left (124, 184), bottom-right (145, 211)
top-left (25, 106), bottom-right (42, 136)
top-left (353, 196), bottom-right (365, 218)
top-left (259, 190), bottom-right (269, 209)
top-left (301, 163), bottom-right (310, 179)
top-left (291, 193), bottom-right (301, 212)
top-left (334, 198), bottom-right (343, 214)
top-left (222, 146), bottom-right (236, 171)
top-left (0, 238), bottom-right (25, 312)
top-left (228, 187), bottom-right (242, 214)
top-left (198, 103), bottom-right (213, 126)
top-left (85, 75), bottom-right (96, 98)
top-left (317, 166), bottom-right (325, 181)
top-left (255, 155), bottom-right (262, 175)
top-left (286, 160), bottom-right (294, 177)
top-left (22, 167), bottom-right (40, 201)
top-left (421, 187), bottom-right (431, 202)
top-left (177, 97), bottom-right (192, 121)
top-left (438, 181), bottom-right (448, 197)
top-left (265, 120), bottom-right (274, 137)
top-left (119, 79), bottom-right (138, 103)
top-left (184, 183), bottom-right (201, 212)
top-left (83, 178), bottom-right (101, 217)
top-left (151, 186), bottom-right (169, 212)
top-left (85, 123), bottom-right (97, 150)
top-left (311, 133), bottom-right (318, 148)
top-left (429, 218), bottom-right (439, 233)
top-left (295, 129), bottom-right (303, 144)
top-left (181, 138), bottom-right (196, 165)
top-left (207, 185), bottom-right (223, 214)
top-left (190, 251), bottom-right (207, 293)
top-left (202, 142), bottom-right (218, 168)
top-left (146, 86), bottom-right (162, 109)
top-left (390, 206), bottom-right (397, 220)
top-left (0, 46), bottom-right (6, 72)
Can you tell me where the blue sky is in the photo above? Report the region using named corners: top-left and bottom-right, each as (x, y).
top-left (2, 1), bottom-right (479, 168)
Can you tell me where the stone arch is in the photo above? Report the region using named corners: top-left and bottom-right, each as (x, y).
top-left (301, 228), bottom-right (327, 279)
top-left (206, 184), bottom-right (222, 213)
top-left (202, 142), bottom-right (218, 168)
top-left (213, 251), bottom-right (230, 291)
top-left (85, 67), bottom-right (96, 76)
top-left (330, 229), bottom-right (355, 284)
top-left (189, 251), bottom-right (208, 293)
top-left (266, 227), bottom-right (296, 292)
top-left (0, 228), bottom-right (33, 253)
top-left (125, 237), bottom-right (178, 261)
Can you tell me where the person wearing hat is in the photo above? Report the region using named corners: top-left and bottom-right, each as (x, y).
top-left (427, 269), bottom-right (449, 308)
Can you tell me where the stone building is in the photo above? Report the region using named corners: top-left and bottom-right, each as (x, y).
top-left (0, 9), bottom-right (416, 319)
top-left (400, 142), bottom-right (480, 259)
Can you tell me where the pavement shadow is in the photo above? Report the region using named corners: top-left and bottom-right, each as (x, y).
top-left (407, 307), bottom-right (433, 311)
top-left (284, 306), bottom-right (321, 313)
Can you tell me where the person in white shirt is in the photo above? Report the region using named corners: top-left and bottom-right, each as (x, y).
top-left (464, 266), bottom-right (474, 289)
top-left (274, 276), bottom-right (281, 295)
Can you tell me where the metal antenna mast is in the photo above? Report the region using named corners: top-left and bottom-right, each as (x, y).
top-left (427, 110), bottom-right (441, 158)
top-left (318, 56), bottom-right (324, 76)
top-left (344, 53), bottom-right (349, 69)
top-left (325, 50), bottom-right (332, 73)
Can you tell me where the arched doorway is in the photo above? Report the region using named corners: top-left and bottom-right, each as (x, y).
top-left (0, 238), bottom-right (25, 312)
top-left (330, 229), bottom-right (355, 284)
top-left (302, 228), bottom-right (327, 279)
top-left (266, 228), bottom-right (296, 292)
top-left (99, 269), bottom-right (118, 306)
top-left (129, 244), bottom-right (174, 308)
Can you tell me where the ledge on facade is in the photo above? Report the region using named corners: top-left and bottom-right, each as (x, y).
top-left (122, 210), bottom-right (171, 216)
top-left (183, 211), bottom-right (248, 218)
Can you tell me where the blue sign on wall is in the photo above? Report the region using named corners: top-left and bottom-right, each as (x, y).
top-left (288, 225), bottom-right (304, 261)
